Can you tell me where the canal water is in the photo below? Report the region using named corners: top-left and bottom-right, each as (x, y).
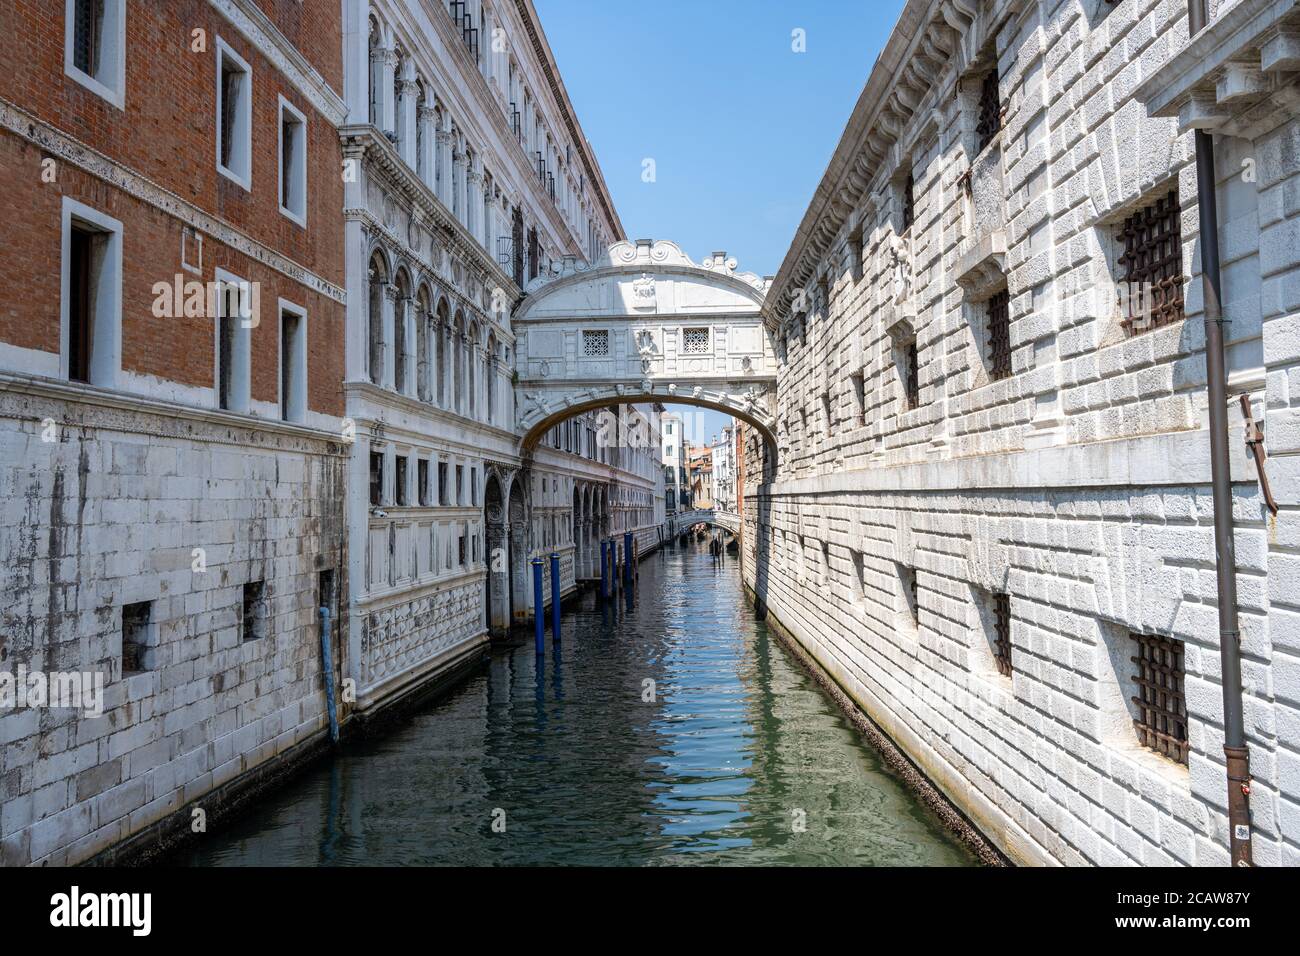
top-left (178, 542), bottom-right (977, 866)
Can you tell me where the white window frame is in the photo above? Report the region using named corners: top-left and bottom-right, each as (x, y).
top-left (277, 95), bottom-right (308, 226)
top-left (215, 37), bottom-right (253, 191)
top-left (64, 0), bottom-right (126, 110)
top-left (60, 196), bottom-right (122, 388)
top-left (213, 267), bottom-right (253, 413)
top-left (277, 299), bottom-right (308, 423)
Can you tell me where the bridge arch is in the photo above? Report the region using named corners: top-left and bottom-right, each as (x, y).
top-left (511, 239), bottom-right (777, 449)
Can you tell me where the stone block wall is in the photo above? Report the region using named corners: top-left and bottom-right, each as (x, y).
top-left (748, 0), bottom-right (1300, 865)
top-left (0, 387), bottom-right (347, 866)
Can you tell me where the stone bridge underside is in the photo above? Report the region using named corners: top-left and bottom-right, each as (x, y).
top-left (513, 239), bottom-right (777, 445)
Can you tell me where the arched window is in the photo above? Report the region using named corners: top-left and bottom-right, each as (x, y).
top-left (473, 321), bottom-right (483, 418)
top-left (486, 334), bottom-right (497, 424)
top-left (416, 286), bottom-right (431, 402)
top-left (393, 269), bottom-right (410, 394)
top-left (437, 299), bottom-right (450, 407)
top-left (367, 252), bottom-right (388, 384)
top-left (453, 310), bottom-right (466, 414)
top-left (367, 18), bottom-right (381, 126)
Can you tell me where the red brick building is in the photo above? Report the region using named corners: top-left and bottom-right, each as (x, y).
top-left (0, 1), bottom-right (350, 865)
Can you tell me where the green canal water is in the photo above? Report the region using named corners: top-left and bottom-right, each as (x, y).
top-left (177, 541), bottom-right (977, 866)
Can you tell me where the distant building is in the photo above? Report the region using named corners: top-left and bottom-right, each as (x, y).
top-left (710, 425), bottom-right (735, 514)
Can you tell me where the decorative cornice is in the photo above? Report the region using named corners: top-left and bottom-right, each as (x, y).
top-left (0, 97), bottom-right (346, 304)
top-left (767, 0), bottom-right (976, 322)
top-left (207, 0), bottom-right (348, 126)
top-left (341, 124), bottom-right (519, 304)
top-left (511, 0), bottom-right (624, 240)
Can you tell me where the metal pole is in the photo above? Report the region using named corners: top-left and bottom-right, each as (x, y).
top-left (1189, 0), bottom-right (1251, 867)
top-left (623, 532), bottom-right (634, 585)
top-left (532, 557), bottom-right (545, 655)
top-left (550, 552), bottom-right (562, 642)
top-left (599, 539), bottom-right (608, 599)
top-left (318, 606), bottom-right (339, 745)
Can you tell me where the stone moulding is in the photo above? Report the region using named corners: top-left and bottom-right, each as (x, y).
top-left (1134, 0), bottom-right (1300, 132)
top-left (767, 0), bottom-right (988, 323)
top-left (0, 98), bottom-right (348, 305)
top-left (953, 229), bottom-right (1008, 298)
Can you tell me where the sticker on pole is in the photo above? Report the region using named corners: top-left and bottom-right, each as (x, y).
top-left (1234, 824), bottom-right (1250, 840)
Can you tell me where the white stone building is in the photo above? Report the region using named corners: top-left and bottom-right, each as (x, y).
top-left (710, 424), bottom-right (736, 515)
top-left (742, 0), bottom-right (1300, 865)
top-left (338, 0), bottom-right (647, 705)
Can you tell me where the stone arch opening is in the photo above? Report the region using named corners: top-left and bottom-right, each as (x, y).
top-left (507, 475), bottom-right (528, 625)
top-left (483, 472), bottom-right (509, 635)
top-left (518, 394), bottom-right (775, 457)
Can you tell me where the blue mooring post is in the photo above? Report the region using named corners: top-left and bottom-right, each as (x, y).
top-left (599, 539), bottom-right (609, 599)
top-left (532, 557), bottom-right (545, 654)
top-left (549, 552), bottom-right (562, 641)
top-left (318, 606), bottom-right (339, 745)
top-left (623, 532), bottom-right (634, 585)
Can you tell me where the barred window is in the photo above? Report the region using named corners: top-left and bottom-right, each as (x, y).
top-left (987, 289), bottom-right (1011, 381)
top-left (682, 327), bottom-right (711, 354)
top-left (976, 67), bottom-right (1002, 153)
top-left (898, 564), bottom-right (919, 625)
top-left (904, 340), bottom-right (919, 409)
top-left (1117, 190), bottom-right (1185, 336)
top-left (1130, 632), bottom-right (1188, 764)
top-left (992, 592), bottom-right (1012, 677)
top-left (902, 170), bottom-right (915, 232)
top-left (582, 329), bottom-right (609, 356)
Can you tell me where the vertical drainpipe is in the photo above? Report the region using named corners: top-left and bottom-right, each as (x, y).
top-left (1189, 0), bottom-right (1252, 867)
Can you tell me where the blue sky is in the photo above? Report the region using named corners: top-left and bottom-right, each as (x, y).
top-left (533, 0), bottom-right (907, 439)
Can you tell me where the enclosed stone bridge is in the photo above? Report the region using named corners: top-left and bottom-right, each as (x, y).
top-left (512, 239), bottom-right (777, 446)
top-left (676, 508), bottom-right (741, 535)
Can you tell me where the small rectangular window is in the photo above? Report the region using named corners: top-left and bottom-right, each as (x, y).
top-left (902, 170), bottom-right (915, 232)
top-left (62, 199), bottom-right (122, 388)
top-left (458, 529), bottom-right (467, 567)
top-left (682, 327), bottom-right (711, 354)
top-left (904, 341), bottom-right (919, 409)
top-left (418, 459), bottom-right (430, 506)
top-left (122, 601), bottom-right (155, 675)
top-left (470, 468), bottom-right (477, 507)
top-left (215, 275), bottom-right (252, 413)
top-left (975, 66), bottom-right (1001, 154)
top-left (456, 465), bottom-right (464, 505)
top-left (987, 289), bottom-right (1011, 381)
top-left (898, 564), bottom-right (919, 626)
top-left (1116, 190), bottom-right (1185, 336)
top-left (67, 226), bottom-right (94, 383)
top-left (1131, 632), bottom-right (1188, 764)
top-left (582, 329), bottom-right (609, 356)
top-left (851, 371), bottom-right (866, 427)
top-left (217, 39), bottom-right (252, 189)
top-left (318, 569), bottom-right (335, 615)
top-left (369, 450), bottom-right (383, 506)
top-left (65, 0), bottom-right (124, 108)
top-left (241, 581), bottom-right (267, 642)
top-left (395, 456), bottom-right (408, 506)
top-left (438, 462), bottom-right (449, 505)
top-left (279, 306), bottom-right (305, 422)
top-left (991, 591), bottom-right (1012, 677)
top-left (278, 97), bottom-right (307, 224)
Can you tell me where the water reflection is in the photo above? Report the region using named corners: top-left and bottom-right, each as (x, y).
top-left (177, 543), bottom-right (976, 866)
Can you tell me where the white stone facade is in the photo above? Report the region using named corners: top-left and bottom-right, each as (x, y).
top-left (744, 0), bottom-right (1300, 865)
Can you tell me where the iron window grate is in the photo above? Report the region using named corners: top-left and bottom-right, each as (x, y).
top-left (976, 68), bottom-right (1002, 153)
top-left (902, 170), bottom-right (915, 232)
top-left (1130, 632), bottom-right (1188, 764)
top-left (987, 288), bottom-right (1011, 381)
top-left (1117, 189), bottom-right (1185, 336)
top-left (992, 592), bottom-right (1012, 677)
top-left (582, 329), bottom-right (609, 357)
top-left (905, 340), bottom-right (920, 409)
